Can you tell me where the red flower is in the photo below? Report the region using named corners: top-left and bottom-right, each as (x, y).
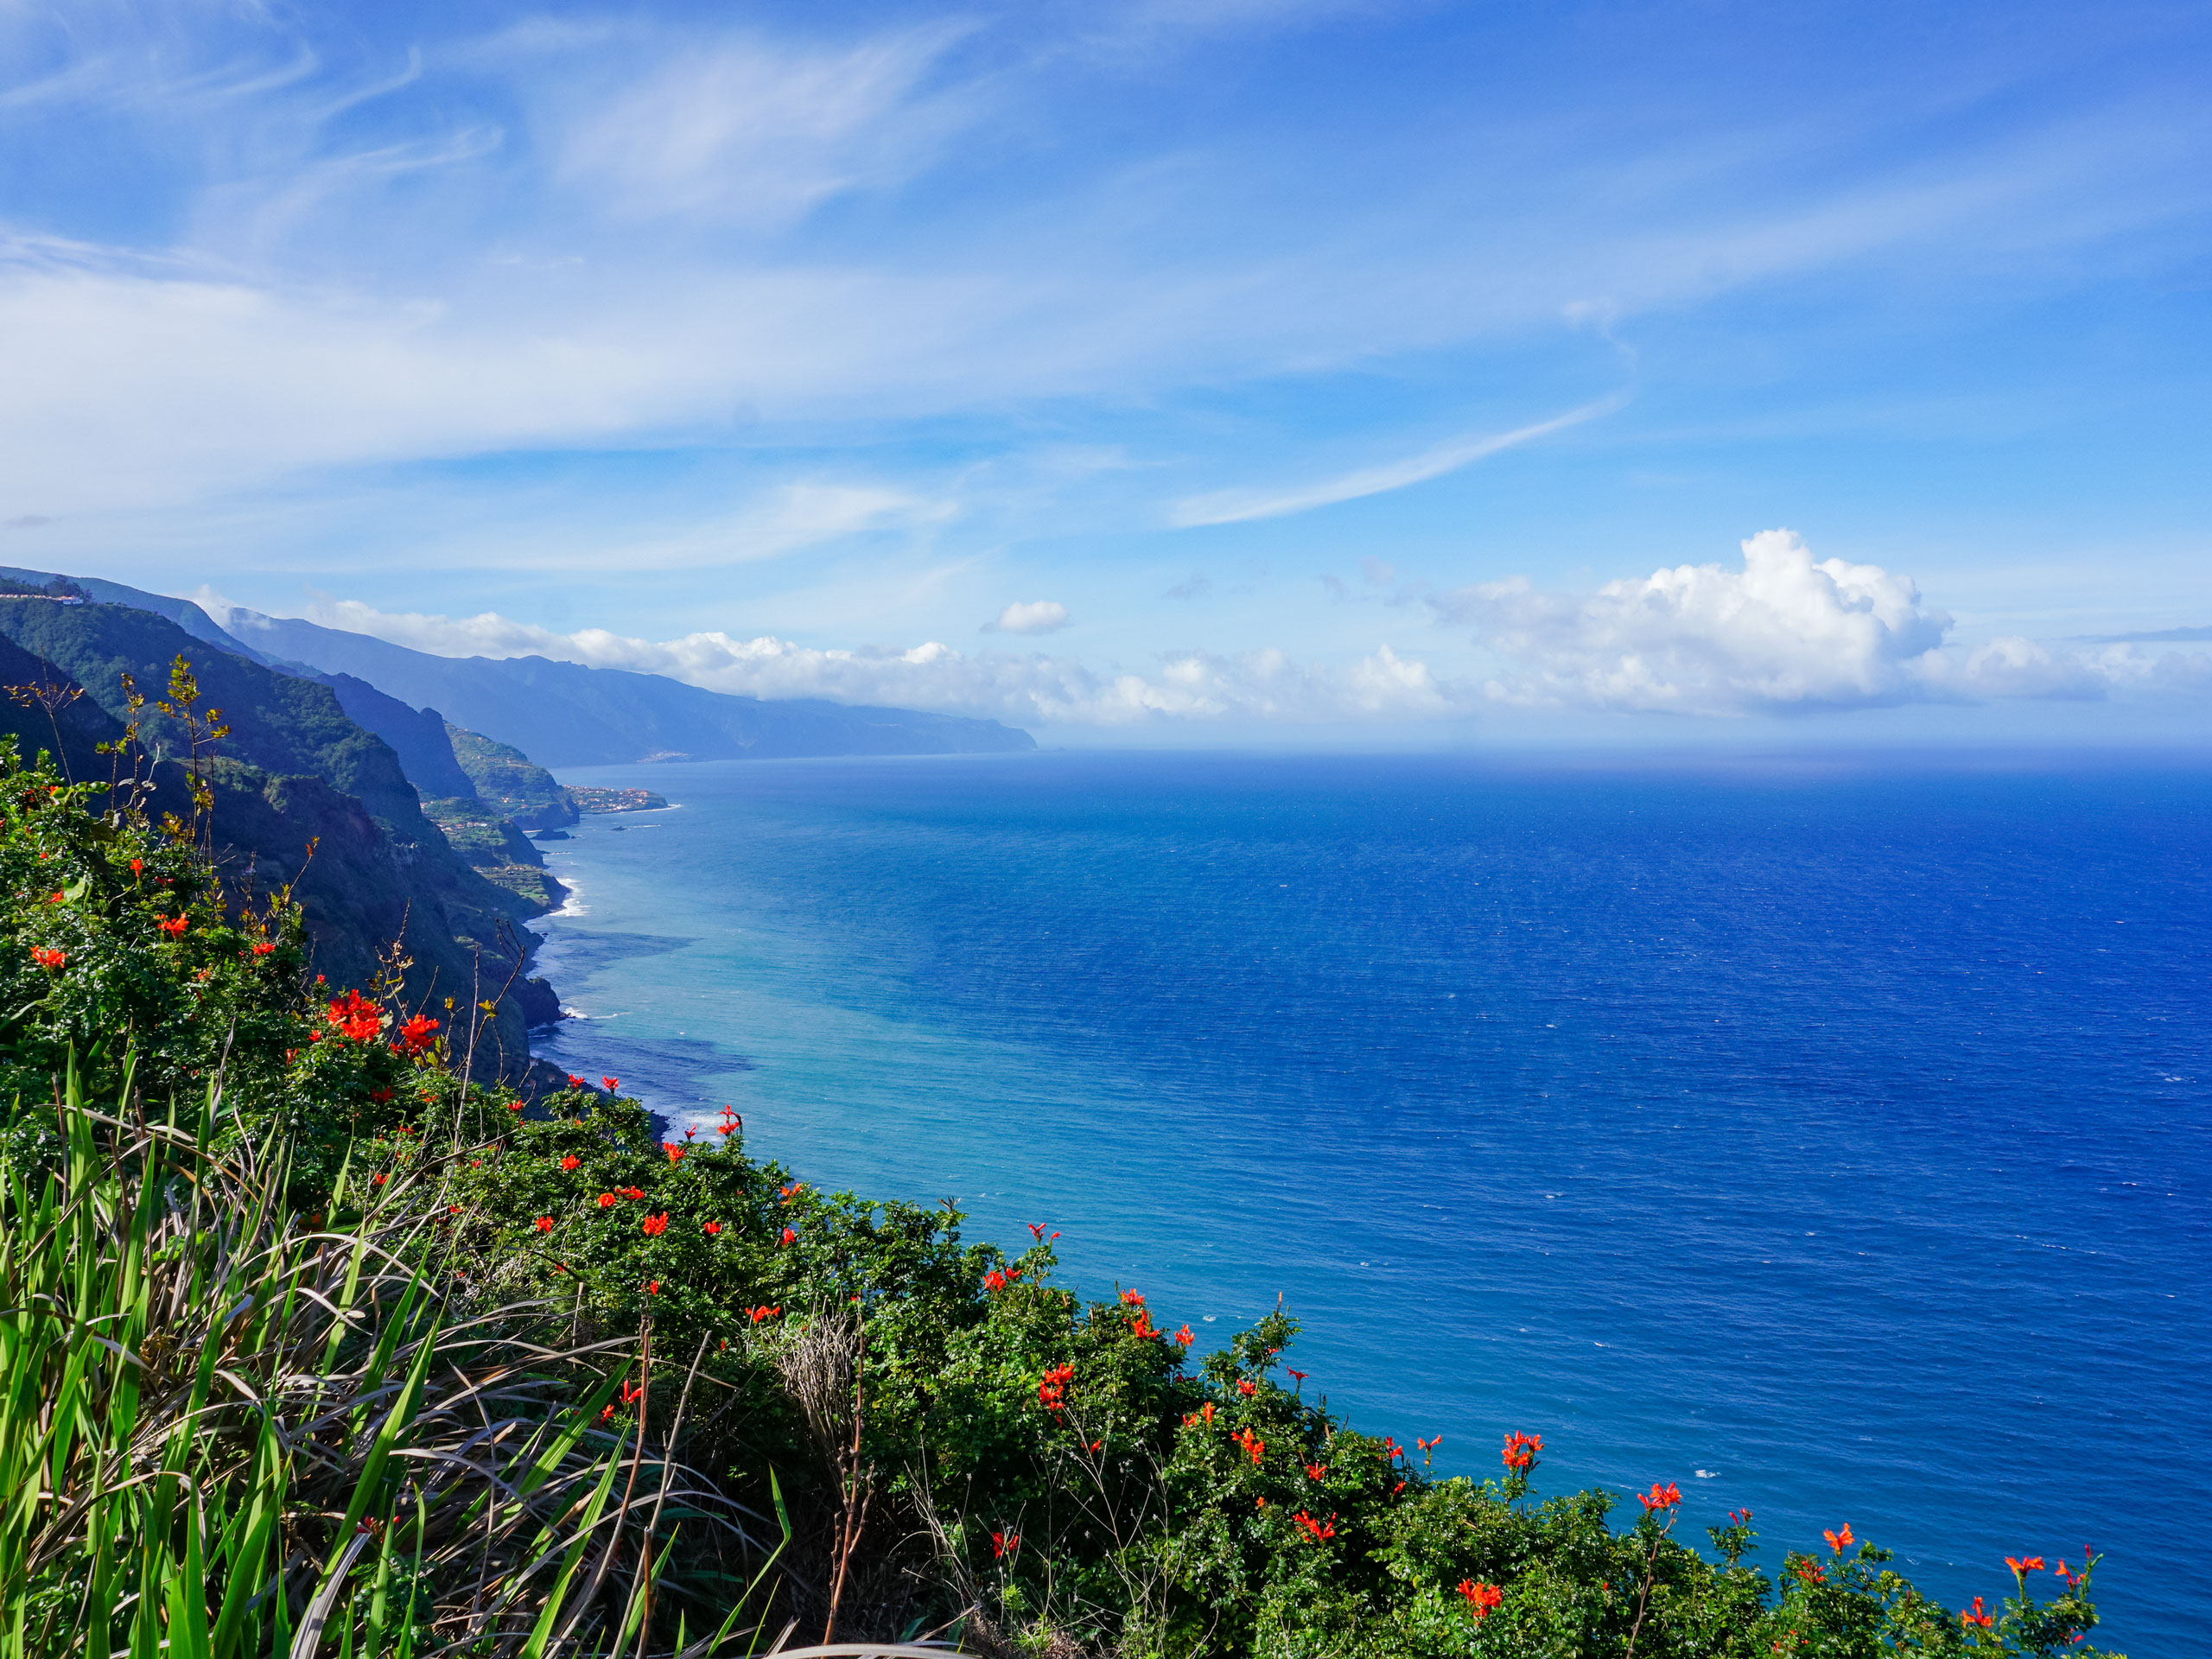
top-left (1795, 1561), bottom-right (1827, 1586)
top-left (990, 1529), bottom-right (1020, 1560)
top-left (1502, 1432), bottom-right (1543, 1472)
top-left (1458, 1580), bottom-right (1503, 1619)
top-left (1638, 1482), bottom-right (1683, 1512)
top-left (1305, 1462), bottom-right (1327, 1481)
top-left (534, 1216), bottom-right (554, 1232)
top-left (601, 1076), bottom-right (619, 1090)
top-left (747, 1304), bottom-right (780, 1323)
top-left (598, 1192), bottom-right (617, 1208)
top-left (251, 942), bottom-right (276, 955)
top-left (1292, 1510), bottom-right (1336, 1542)
top-left (394, 1014), bottom-right (439, 1055)
top-left (779, 1226), bottom-right (796, 1246)
top-left (1236, 1427), bottom-right (1264, 1465)
top-left (664, 1141), bottom-right (685, 1162)
top-left (601, 1378), bottom-right (645, 1421)
top-left (645, 1280), bottom-right (659, 1295)
top-left (29, 946), bottom-right (64, 969)
top-left (46, 891), bottom-right (64, 906)
top-left (1962, 1597), bottom-right (1993, 1629)
top-left (561, 1154), bottom-right (582, 1171)
top-left (507, 1100), bottom-right (524, 1113)
top-left (2005, 1555), bottom-right (2047, 1576)
top-left (1036, 1363), bottom-right (1074, 1414)
top-left (1287, 1369), bottom-right (1306, 1383)
top-left (703, 1220), bottom-right (721, 1235)
top-left (779, 1181), bottom-right (804, 1203)
top-left (984, 1269), bottom-right (1008, 1292)
top-left (371, 1173), bottom-right (388, 1185)
top-left (641, 1212), bottom-right (668, 1236)
top-left (568, 1073), bottom-right (586, 1090)
top-left (1174, 1324), bottom-right (1194, 1347)
top-left (1236, 1378), bottom-right (1257, 1396)
top-left (1121, 1288), bottom-right (1145, 1306)
top-left (156, 914), bottom-right (188, 938)
top-left (1199, 1402), bottom-right (1215, 1425)
top-left (130, 858), bottom-right (142, 874)
top-left (1825, 1524), bottom-right (1855, 1553)
top-left (326, 989), bottom-right (383, 1043)
top-left (369, 1087), bottom-right (393, 1104)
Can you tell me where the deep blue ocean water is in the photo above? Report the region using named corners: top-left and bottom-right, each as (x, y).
top-left (530, 751), bottom-right (2209, 1655)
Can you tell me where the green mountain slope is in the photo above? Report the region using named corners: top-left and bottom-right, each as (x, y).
top-left (446, 724), bottom-right (580, 830)
top-left (0, 609), bottom-right (557, 1080)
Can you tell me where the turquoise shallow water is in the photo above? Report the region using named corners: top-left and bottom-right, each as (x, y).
top-left (529, 751), bottom-right (2209, 1655)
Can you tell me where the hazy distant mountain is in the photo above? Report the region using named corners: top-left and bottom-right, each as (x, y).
top-left (211, 607), bottom-right (1036, 766)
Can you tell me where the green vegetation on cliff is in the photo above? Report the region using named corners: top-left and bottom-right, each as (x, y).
top-left (0, 612), bottom-right (549, 1083)
top-left (448, 721), bottom-right (580, 830)
top-left (0, 741), bottom-right (2123, 1659)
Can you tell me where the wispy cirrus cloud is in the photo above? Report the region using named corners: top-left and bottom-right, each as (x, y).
top-left (1169, 393), bottom-right (1629, 526)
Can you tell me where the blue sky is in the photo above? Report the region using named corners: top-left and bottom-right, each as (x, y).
top-left (3, 0), bottom-right (2209, 741)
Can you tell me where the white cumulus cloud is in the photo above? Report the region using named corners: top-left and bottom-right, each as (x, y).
top-left (982, 599), bottom-right (1071, 635)
top-left (200, 596), bottom-right (1462, 728)
top-left (1434, 530), bottom-right (2209, 714)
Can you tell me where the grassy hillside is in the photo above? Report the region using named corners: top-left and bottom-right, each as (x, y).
top-left (0, 747), bottom-right (2122, 1659)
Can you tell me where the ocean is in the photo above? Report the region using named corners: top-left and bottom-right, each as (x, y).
top-left (529, 750), bottom-right (2209, 1655)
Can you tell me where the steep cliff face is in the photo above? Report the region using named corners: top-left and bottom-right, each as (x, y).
top-left (0, 602), bottom-right (430, 828)
top-left (315, 672), bottom-right (480, 799)
top-left (446, 725), bottom-right (579, 830)
top-left (0, 615), bottom-right (550, 1084)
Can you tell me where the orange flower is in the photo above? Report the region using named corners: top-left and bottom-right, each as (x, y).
top-left (2005, 1555), bottom-right (2046, 1576)
top-left (779, 1226), bottom-right (796, 1246)
top-left (1036, 1363), bottom-right (1074, 1413)
top-left (597, 1192), bottom-right (617, 1208)
top-left (156, 914), bottom-right (188, 938)
top-left (991, 1529), bottom-right (1020, 1560)
top-left (747, 1304), bottom-right (780, 1322)
top-left (1502, 1432), bottom-right (1542, 1472)
top-left (1458, 1580), bottom-right (1503, 1618)
top-left (251, 942), bottom-right (276, 955)
top-left (1236, 1378), bottom-right (1257, 1396)
top-left (534, 1216), bottom-right (553, 1232)
top-left (1638, 1482), bottom-right (1683, 1512)
top-left (703, 1220), bottom-right (721, 1235)
top-left (1305, 1462), bottom-right (1327, 1481)
top-left (1794, 1561), bottom-right (1826, 1586)
top-left (394, 1014), bottom-right (439, 1055)
top-left (561, 1154), bottom-right (582, 1171)
top-left (1174, 1324), bottom-right (1194, 1347)
top-left (29, 946), bottom-right (64, 969)
top-left (1292, 1510), bottom-right (1336, 1542)
top-left (1824, 1524), bottom-right (1854, 1553)
top-left (1236, 1426), bottom-right (1265, 1465)
top-left (1962, 1596), bottom-right (1993, 1629)
top-left (664, 1142), bottom-right (685, 1162)
top-left (371, 1173), bottom-right (388, 1185)
top-left (641, 1212), bottom-right (669, 1236)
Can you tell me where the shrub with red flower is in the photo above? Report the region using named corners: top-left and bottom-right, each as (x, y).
top-left (29, 946), bottom-right (64, 969)
top-left (393, 1014), bottom-right (439, 1056)
top-left (1459, 1580), bottom-right (1503, 1619)
top-left (640, 1212), bottom-right (669, 1236)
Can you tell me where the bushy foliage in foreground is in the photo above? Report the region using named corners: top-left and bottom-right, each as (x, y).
top-left (0, 739), bottom-right (2120, 1657)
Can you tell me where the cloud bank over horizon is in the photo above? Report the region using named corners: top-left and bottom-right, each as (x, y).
top-left (196, 531), bottom-right (2208, 732)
